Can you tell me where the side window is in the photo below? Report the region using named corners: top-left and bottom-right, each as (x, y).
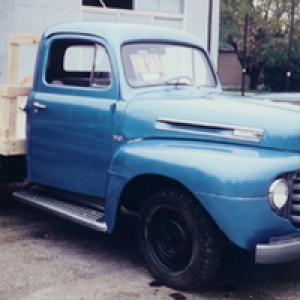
top-left (46, 40), bottom-right (112, 89)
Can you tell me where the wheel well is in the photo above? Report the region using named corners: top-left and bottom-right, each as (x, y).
top-left (119, 174), bottom-right (190, 214)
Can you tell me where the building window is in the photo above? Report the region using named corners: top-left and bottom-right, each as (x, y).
top-left (82, 0), bottom-right (133, 9)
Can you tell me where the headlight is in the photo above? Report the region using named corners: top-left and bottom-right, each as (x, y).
top-left (269, 178), bottom-right (289, 210)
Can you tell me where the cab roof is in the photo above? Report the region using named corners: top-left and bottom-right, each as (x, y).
top-left (43, 21), bottom-right (204, 48)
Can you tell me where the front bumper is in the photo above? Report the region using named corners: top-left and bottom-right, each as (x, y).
top-left (256, 233), bottom-right (300, 264)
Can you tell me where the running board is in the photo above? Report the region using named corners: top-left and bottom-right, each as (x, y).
top-left (13, 188), bottom-right (107, 232)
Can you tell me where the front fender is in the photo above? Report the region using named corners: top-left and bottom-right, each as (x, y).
top-left (104, 139), bottom-right (300, 248)
top-left (109, 139), bottom-right (300, 196)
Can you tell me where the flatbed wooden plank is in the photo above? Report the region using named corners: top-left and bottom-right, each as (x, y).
top-left (7, 33), bottom-right (39, 85)
top-left (9, 33), bottom-right (40, 45)
top-left (0, 87), bottom-right (27, 142)
top-left (7, 43), bottom-right (19, 85)
top-left (0, 138), bottom-right (26, 156)
top-left (0, 85), bottom-right (31, 97)
top-left (0, 33), bottom-right (37, 156)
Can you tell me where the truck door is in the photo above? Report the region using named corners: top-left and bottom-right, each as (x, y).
top-left (27, 35), bottom-right (118, 198)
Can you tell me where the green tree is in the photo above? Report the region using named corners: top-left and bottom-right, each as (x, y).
top-left (220, 0), bottom-right (300, 90)
top-left (262, 30), bottom-right (300, 91)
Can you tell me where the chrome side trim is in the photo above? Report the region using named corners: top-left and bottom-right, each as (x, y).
top-left (156, 117), bottom-right (264, 142)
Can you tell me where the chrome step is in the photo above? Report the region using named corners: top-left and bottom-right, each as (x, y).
top-left (13, 188), bottom-right (107, 232)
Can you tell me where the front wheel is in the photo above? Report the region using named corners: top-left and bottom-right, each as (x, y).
top-left (139, 188), bottom-right (223, 290)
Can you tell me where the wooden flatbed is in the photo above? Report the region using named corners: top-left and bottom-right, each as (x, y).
top-left (0, 33), bottom-right (39, 156)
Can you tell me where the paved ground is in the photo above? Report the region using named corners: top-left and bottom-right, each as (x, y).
top-left (1, 195), bottom-right (300, 300)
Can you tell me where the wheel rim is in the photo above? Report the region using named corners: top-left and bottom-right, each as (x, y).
top-left (147, 208), bottom-right (193, 272)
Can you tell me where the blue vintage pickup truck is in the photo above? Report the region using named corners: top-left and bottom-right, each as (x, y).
top-left (6, 21), bottom-right (300, 290)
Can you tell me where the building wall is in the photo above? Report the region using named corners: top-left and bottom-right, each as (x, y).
top-left (0, 0), bottom-right (219, 84)
top-left (82, 0), bottom-right (220, 63)
top-left (218, 50), bottom-right (249, 89)
top-left (186, 0), bottom-right (220, 66)
top-left (0, 0), bottom-right (80, 84)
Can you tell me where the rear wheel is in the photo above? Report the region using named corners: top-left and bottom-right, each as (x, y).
top-left (139, 188), bottom-right (223, 290)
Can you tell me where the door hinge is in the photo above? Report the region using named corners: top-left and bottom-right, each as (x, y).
top-left (110, 103), bottom-right (116, 114)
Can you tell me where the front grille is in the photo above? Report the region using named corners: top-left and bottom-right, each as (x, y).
top-left (290, 172), bottom-right (300, 227)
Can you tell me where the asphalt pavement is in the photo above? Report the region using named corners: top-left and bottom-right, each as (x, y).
top-left (0, 195), bottom-right (300, 300)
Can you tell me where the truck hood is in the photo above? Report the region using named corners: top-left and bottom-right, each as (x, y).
top-left (122, 89), bottom-right (300, 152)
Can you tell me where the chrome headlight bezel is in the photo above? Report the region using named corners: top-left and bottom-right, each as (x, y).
top-left (269, 178), bottom-right (289, 211)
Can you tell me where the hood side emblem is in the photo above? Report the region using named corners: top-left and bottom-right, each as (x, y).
top-left (156, 117), bottom-right (264, 143)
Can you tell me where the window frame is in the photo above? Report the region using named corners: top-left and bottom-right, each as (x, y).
top-left (82, 0), bottom-right (133, 10)
top-left (45, 37), bottom-right (113, 90)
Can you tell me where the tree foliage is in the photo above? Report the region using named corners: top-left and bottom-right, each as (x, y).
top-left (220, 0), bottom-right (300, 90)
top-left (262, 30), bottom-right (300, 91)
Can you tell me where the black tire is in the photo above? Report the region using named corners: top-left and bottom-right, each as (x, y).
top-left (139, 188), bottom-right (223, 290)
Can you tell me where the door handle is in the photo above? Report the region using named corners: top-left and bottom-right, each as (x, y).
top-left (33, 102), bottom-right (46, 109)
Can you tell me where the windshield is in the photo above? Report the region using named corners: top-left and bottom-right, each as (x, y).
top-left (122, 42), bottom-right (217, 88)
